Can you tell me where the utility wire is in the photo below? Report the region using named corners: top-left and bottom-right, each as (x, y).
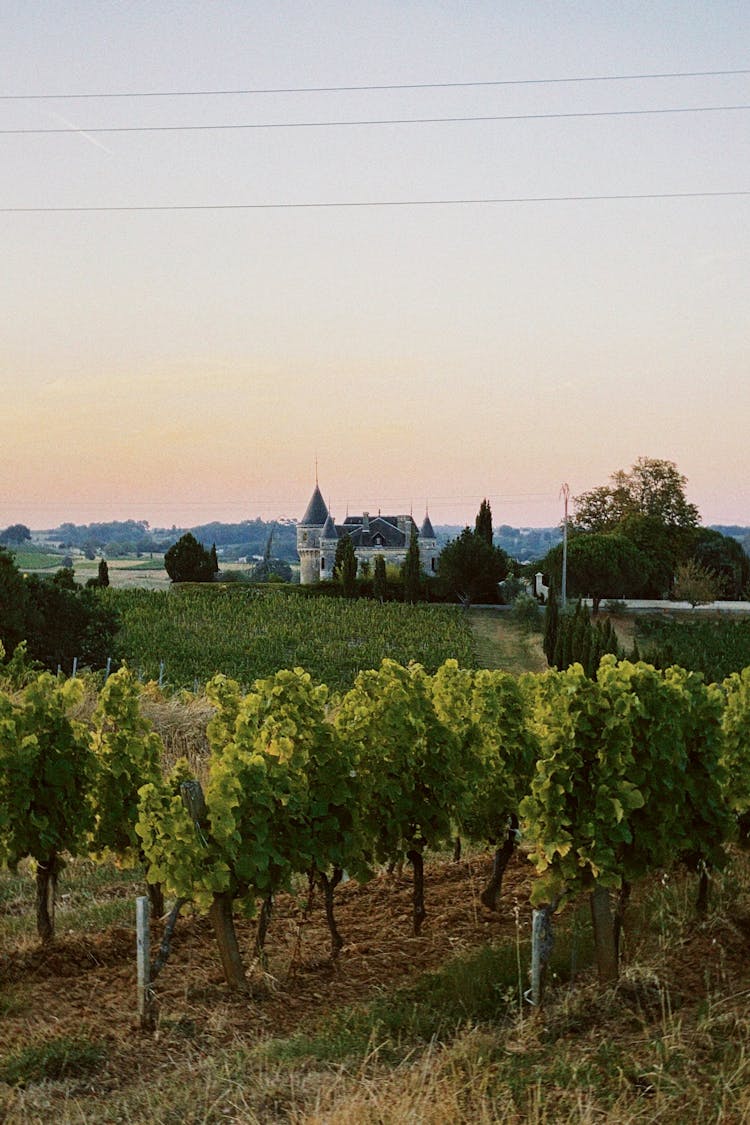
top-left (1, 67), bottom-right (749, 99)
top-left (3, 103), bottom-right (749, 135)
top-left (1, 191), bottom-right (748, 214)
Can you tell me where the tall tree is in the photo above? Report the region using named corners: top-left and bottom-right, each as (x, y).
top-left (543, 581), bottom-right (559, 665)
top-left (98, 558), bottom-right (110, 587)
top-left (543, 532), bottom-right (646, 614)
top-left (402, 527), bottom-right (422, 604)
top-left (373, 554), bottom-right (387, 602)
top-left (164, 533), bottom-right (215, 583)
top-left (438, 528), bottom-right (509, 608)
top-left (474, 499), bottom-right (494, 547)
top-left (333, 534), bottom-right (357, 597)
top-left (574, 458), bottom-right (700, 532)
top-left (0, 524), bottom-right (31, 545)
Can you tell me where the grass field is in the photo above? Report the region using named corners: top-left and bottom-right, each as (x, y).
top-left (9, 551), bottom-right (65, 571)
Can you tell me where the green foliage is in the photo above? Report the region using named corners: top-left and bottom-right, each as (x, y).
top-left (0, 547), bottom-right (118, 673)
top-left (0, 1036), bottom-right (106, 1086)
top-left (88, 667), bottom-right (163, 863)
top-left (0, 523), bottom-right (31, 546)
top-left (373, 554), bottom-right (387, 602)
top-left (250, 558), bottom-right (293, 583)
top-left (164, 533), bottom-right (215, 583)
top-left (431, 661), bottom-right (537, 846)
top-left (138, 668), bottom-right (366, 915)
top-left (474, 498), bottom-right (493, 547)
top-left (438, 528), bottom-right (509, 607)
top-left (691, 528), bottom-right (750, 600)
top-left (574, 457), bottom-right (700, 532)
top-left (335, 660), bottom-right (463, 863)
top-left (104, 587), bottom-right (475, 691)
top-left (544, 533), bottom-right (646, 613)
top-left (720, 667), bottom-right (750, 822)
top-left (402, 527), bottom-right (422, 604)
top-left (520, 664), bottom-right (645, 905)
top-left (673, 559), bottom-right (720, 607)
top-left (510, 594), bottom-right (541, 632)
top-left (333, 534), bottom-right (357, 597)
top-left (520, 656), bottom-right (731, 908)
top-left (636, 616), bottom-right (750, 683)
top-left (0, 674), bottom-right (94, 871)
top-left (552, 602), bottom-right (621, 677)
top-left (543, 582), bottom-right (559, 664)
top-left (0, 546), bottom-right (31, 655)
top-left (97, 558), bottom-right (109, 587)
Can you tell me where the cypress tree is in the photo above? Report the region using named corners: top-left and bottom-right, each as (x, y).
top-left (373, 555), bottom-right (387, 602)
top-left (543, 582), bottom-right (559, 665)
top-left (334, 534), bottom-right (358, 598)
top-left (210, 543), bottom-right (219, 575)
top-left (475, 499), bottom-right (494, 546)
top-left (402, 527), bottom-right (422, 604)
top-left (97, 558), bottom-right (110, 587)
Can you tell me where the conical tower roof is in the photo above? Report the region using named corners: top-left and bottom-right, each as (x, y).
top-left (420, 512), bottom-right (435, 538)
top-left (321, 513), bottom-right (338, 539)
top-left (300, 484), bottom-right (329, 526)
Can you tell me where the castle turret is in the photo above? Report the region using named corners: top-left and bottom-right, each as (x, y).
top-left (297, 484), bottom-right (329, 585)
top-left (319, 511), bottom-right (339, 580)
top-left (419, 510), bottom-right (439, 575)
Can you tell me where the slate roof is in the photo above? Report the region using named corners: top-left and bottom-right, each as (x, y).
top-left (339, 514), bottom-right (417, 549)
top-left (321, 513), bottom-right (338, 539)
top-left (299, 485), bottom-right (329, 526)
top-left (420, 513), bottom-right (436, 539)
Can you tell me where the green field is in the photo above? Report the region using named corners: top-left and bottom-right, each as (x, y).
top-left (9, 551), bottom-right (65, 571)
top-left (104, 586), bottom-right (477, 690)
top-left (636, 614), bottom-right (750, 682)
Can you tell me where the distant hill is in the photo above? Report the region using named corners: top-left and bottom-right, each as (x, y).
top-left (434, 525), bottom-right (563, 563)
top-left (34, 519), bottom-right (748, 567)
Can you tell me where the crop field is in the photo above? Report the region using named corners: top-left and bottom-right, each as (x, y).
top-left (636, 613), bottom-right (750, 682)
top-left (104, 586), bottom-right (477, 690)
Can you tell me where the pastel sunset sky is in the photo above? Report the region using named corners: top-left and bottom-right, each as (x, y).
top-left (2, 2), bottom-right (748, 530)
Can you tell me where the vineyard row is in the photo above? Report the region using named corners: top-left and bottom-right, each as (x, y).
top-left (1, 644), bottom-right (749, 995)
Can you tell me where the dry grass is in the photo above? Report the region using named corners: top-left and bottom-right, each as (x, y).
top-left (467, 611), bottom-right (548, 676)
top-left (3, 852), bottom-right (750, 1123)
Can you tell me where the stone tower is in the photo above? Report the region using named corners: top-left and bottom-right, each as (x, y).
top-left (419, 511), bottom-right (439, 575)
top-left (297, 484), bottom-right (329, 585)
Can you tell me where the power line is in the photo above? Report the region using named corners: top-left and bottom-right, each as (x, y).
top-left (1, 190), bottom-right (748, 214)
top-left (3, 103), bottom-right (748, 135)
top-left (1, 67), bottom-right (748, 100)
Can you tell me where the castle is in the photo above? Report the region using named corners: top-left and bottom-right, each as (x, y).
top-left (297, 483), bottom-right (439, 585)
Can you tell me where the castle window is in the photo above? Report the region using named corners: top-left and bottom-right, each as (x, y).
top-left (431, 558), bottom-right (436, 572)
top-left (302, 531), bottom-right (308, 543)
top-left (321, 558), bottom-right (326, 570)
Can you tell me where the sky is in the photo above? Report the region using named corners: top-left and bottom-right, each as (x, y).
top-left (1, 2), bottom-right (748, 531)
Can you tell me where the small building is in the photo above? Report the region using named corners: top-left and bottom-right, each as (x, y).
top-left (297, 483), bottom-right (439, 585)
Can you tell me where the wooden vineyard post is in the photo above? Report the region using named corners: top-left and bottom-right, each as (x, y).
top-left (136, 895), bottom-right (155, 1030)
top-left (590, 882), bottom-right (619, 983)
top-left (528, 902), bottom-right (555, 1008)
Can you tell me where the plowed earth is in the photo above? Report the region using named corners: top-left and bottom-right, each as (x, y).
top-left (0, 855), bottom-right (526, 1062)
top-left (2, 852), bottom-right (749, 1114)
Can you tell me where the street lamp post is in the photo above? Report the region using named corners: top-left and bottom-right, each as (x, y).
top-left (560, 483), bottom-right (570, 609)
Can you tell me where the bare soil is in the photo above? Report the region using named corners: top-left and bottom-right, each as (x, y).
top-left (2, 854), bottom-right (750, 1122)
top-left (0, 855), bottom-right (524, 1054)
